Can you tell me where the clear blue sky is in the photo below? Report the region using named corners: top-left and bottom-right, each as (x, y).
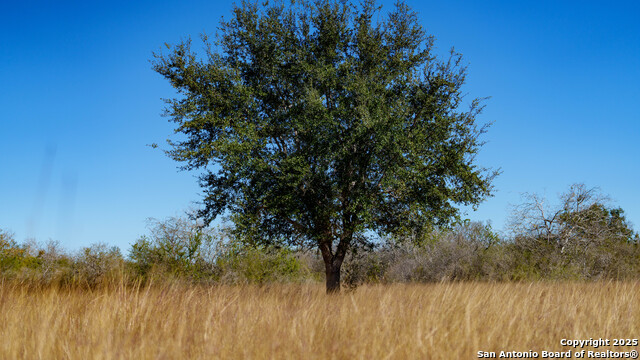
top-left (1, 0), bottom-right (639, 252)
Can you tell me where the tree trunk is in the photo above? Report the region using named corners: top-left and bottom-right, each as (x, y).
top-left (317, 226), bottom-right (351, 294)
top-left (325, 261), bottom-right (342, 294)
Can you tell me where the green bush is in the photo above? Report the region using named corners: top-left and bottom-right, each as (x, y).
top-left (128, 217), bottom-right (220, 281)
top-left (0, 229), bottom-right (25, 272)
top-left (73, 243), bottom-right (126, 287)
top-left (506, 185), bottom-right (640, 280)
top-left (0, 237), bottom-right (73, 285)
top-left (217, 244), bottom-right (308, 284)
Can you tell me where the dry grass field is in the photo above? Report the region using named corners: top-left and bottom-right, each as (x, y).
top-left (1, 280), bottom-right (638, 359)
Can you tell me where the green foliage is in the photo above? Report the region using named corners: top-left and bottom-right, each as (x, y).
top-left (3, 184), bottom-right (636, 287)
top-left (2, 203), bottom-right (640, 287)
top-left (217, 244), bottom-right (307, 284)
top-left (153, 0), bottom-right (496, 291)
top-left (506, 184), bottom-right (640, 280)
top-left (0, 229), bottom-right (25, 272)
top-left (127, 216), bottom-right (309, 283)
top-left (73, 243), bottom-right (125, 287)
top-left (558, 203), bottom-right (638, 244)
top-left (0, 236), bottom-right (74, 285)
top-left (128, 217), bottom-right (219, 280)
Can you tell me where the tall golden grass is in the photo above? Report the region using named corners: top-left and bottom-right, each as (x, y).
top-left (1, 280), bottom-right (638, 359)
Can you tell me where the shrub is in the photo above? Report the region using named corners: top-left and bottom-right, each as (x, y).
top-left (506, 184), bottom-right (640, 280)
top-left (128, 217), bottom-right (220, 281)
top-left (380, 221), bottom-right (499, 282)
top-left (217, 244), bottom-right (309, 284)
top-left (73, 243), bottom-right (126, 286)
top-left (0, 229), bottom-right (25, 272)
top-left (0, 237), bottom-right (74, 285)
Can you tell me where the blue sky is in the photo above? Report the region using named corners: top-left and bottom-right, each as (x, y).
top-left (1, 0), bottom-right (639, 252)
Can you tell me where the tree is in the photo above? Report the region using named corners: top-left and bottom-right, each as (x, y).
top-left (129, 217), bottom-right (218, 278)
top-left (153, 0), bottom-right (496, 292)
top-left (508, 184), bottom-right (638, 248)
top-left (507, 184), bottom-right (639, 278)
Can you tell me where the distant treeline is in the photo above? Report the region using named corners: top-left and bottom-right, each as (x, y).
top-left (1, 185), bottom-right (638, 288)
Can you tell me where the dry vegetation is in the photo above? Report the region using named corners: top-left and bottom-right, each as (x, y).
top-left (2, 185), bottom-right (639, 358)
top-left (1, 281), bottom-right (638, 359)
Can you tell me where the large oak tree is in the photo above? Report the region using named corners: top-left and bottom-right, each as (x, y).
top-left (153, 0), bottom-right (496, 292)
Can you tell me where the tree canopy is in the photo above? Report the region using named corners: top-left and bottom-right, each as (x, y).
top-left (153, 0), bottom-right (497, 292)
